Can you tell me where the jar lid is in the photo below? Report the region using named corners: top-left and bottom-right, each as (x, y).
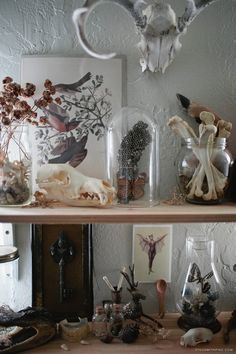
top-left (0, 246), bottom-right (19, 263)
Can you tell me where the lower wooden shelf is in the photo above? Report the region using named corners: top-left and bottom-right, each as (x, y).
top-left (26, 312), bottom-right (236, 353)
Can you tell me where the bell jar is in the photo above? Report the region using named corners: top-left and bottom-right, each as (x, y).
top-left (106, 107), bottom-right (159, 207)
top-left (175, 236), bottom-right (223, 333)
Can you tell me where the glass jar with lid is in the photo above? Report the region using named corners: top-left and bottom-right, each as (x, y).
top-left (106, 107), bottom-right (159, 207)
top-left (177, 137), bottom-right (233, 204)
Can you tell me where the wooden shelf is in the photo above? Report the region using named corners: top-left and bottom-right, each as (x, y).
top-left (0, 202), bottom-right (235, 224)
top-left (24, 312), bottom-right (236, 353)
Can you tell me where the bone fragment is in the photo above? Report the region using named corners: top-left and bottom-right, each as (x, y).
top-left (199, 111), bottom-right (215, 125)
top-left (217, 119), bottom-right (232, 138)
top-left (167, 115), bottom-right (198, 143)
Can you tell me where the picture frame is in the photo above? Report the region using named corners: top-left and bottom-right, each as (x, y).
top-left (21, 56), bottom-right (125, 190)
top-left (31, 224), bottom-right (93, 321)
top-left (132, 224), bottom-right (172, 283)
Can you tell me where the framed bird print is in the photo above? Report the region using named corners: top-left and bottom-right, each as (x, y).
top-left (21, 56), bottom-right (124, 190)
top-left (132, 224), bottom-right (172, 283)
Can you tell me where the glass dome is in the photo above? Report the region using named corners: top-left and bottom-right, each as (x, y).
top-left (175, 236), bottom-right (223, 333)
top-left (106, 107), bottom-right (159, 207)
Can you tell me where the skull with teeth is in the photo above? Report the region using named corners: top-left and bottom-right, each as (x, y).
top-left (36, 164), bottom-right (116, 207)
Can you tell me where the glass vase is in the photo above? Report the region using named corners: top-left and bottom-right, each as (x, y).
top-left (177, 137), bottom-right (233, 204)
top-left (175, 236), bottom-right (223, 333)
top-left (0, 125), bottom-right (32, 206)
top-left (106, 107), bottom-right (159, 207)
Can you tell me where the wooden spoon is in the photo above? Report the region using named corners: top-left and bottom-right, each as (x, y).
top-left (156, 279), bottom-right (167, 319)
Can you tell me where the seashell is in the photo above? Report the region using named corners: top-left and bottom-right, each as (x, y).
top-left (60, 343), bottom-right (70, 351)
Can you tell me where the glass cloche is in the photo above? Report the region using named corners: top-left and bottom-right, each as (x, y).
top-left (106, 107), bottom-right (159, 207)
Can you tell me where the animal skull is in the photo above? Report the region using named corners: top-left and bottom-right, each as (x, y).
top-left (73, 0), bottom-right (219, 73)
top-left (36, 164), bottom-right (116, 207)
top-left (180, 327), bottom-right (213, 347)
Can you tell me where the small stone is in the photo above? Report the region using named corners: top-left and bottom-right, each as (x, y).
top-left (60, 343), bottom-right (70, 351)
top-left (80, 340), bottom-right (89, 345)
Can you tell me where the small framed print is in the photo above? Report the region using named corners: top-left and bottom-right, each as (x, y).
top-left (132, 224), bottom-right (172, 283)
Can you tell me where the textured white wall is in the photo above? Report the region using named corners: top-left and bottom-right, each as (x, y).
top-left (0, 0), bottom-right (236, 312)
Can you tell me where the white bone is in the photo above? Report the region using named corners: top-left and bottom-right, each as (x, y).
top-left (168, 115), bottom-right (228, 202)
top-left (180, 327), bottom-right (213, 347)
top-left (36, 164), bottom-right (116, 207)
top-left (72, 0), bottom-right (219, 73)
top-left (167, 115), bottom-right (198, 143)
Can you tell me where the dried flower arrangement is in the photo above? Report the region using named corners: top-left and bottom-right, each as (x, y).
top-left (0, 76), bottom-right (58, 205)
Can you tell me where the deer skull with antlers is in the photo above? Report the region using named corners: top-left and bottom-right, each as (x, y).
top-left (73, 0), bottom-right (219, 73)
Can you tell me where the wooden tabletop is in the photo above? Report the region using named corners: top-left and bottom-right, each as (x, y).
top-left (25, 312), bottom-right (236, 353)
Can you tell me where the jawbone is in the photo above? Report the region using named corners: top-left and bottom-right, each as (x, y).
top-left (36, 164), bottom-right (116, 207)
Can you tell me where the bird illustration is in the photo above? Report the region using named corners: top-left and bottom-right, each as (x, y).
top-left (137, 233), bottom-right (167, 274)
top-left (49, 134), bottom-right (88, 167)
top-left (41, 102), bottom-right (79, 132)
top-left (54, 72), bottom-right (92, 95)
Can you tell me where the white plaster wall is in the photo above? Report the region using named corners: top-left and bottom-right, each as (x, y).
top-left (0, 224), bottom-right (32, 311)
top-left (0, 0), bottom-right (236, 312)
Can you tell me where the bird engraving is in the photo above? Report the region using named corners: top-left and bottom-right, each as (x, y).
top-left (41, 102), bottom-right (80, 132)
top-left (35, 71), bottom-right (112, 169)
top-left (54, 72), bottom-right (92, 95)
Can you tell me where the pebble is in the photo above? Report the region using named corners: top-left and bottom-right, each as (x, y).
top-left (60, 343), bottom-right (70, 351)
top-left (80, 340), bottom-right (89, 345)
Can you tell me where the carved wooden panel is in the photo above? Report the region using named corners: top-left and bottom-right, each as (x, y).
top-left (32, 224), bottom-right (93, 321)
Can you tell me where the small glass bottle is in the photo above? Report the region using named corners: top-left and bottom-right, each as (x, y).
top-left (177, 137), bottom-right (233, 204)
top-left (106, 107), bottom-right (159, 207)
top-left (109, 304), bottom-right (124, 337)
top-left (175, 236), bottom-right (223, 333)
top-left (92, 306), bottom-right (108, 337)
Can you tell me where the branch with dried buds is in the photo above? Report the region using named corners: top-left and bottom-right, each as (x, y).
top-left (0, 76), bottom-right (59, 205)
top-left (0, 76), bottom-right (58, 128)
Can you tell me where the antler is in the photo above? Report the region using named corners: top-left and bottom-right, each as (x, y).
top-left (72, 0), bottom-right (144, 60)
top-left (121, 264), bottom-right (139, 292)
top-left (73, 0), bottom-right (220, 73)
top-left (178, 0), bottom-right (219, 32)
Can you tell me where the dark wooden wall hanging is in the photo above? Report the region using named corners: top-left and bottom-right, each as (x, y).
top-left (32, 224), bottom-right (93, 322)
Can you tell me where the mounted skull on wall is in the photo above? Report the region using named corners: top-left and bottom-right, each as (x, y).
top-left (36, 164), bottom-right (116, 207)
top-left (73, 0), bottom-right (219, 73)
